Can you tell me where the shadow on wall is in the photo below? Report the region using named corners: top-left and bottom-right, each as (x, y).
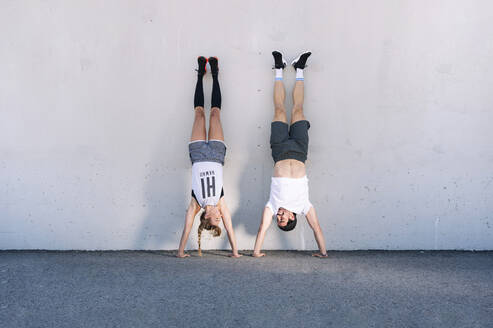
top-left (219, 126), bottom-right (296, 251)
top-left (134, 128), bottom-right (187, 250)
top-left (217, 149), bottom-right (262, 250)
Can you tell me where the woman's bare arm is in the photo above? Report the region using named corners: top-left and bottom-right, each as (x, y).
top-left (219, 199), bottom-right (242, 258)
top-left (177, 199), bottom-right (200, 257)
top-left (253, 207), bottom-right (274, 257)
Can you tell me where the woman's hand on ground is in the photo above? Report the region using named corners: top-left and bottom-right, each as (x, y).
top-left (252, 252), bottom-right (266, 258)
top-left (176, 252), bottom-right (190, 258)
top-left (312, 252), bottom-right (328, 258)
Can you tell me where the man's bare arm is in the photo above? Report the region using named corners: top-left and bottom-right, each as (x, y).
top-left (305, 206), bottom-right (328, 257)
top-left (177, 199), bottom-right (200, 257)
top-left (253, 207), bottom-right (273, 257)
top-left (219, 200), bottom-right (242, 258)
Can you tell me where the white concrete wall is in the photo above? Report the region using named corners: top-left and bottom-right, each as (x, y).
top-left (1, 0), bottom-right (493, 250)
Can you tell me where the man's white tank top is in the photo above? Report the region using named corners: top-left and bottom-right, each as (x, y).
top-left (191, 161), bottom-right (223, 208)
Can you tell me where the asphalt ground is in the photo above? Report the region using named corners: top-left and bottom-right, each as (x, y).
top-left (1, 250), bottom-right (492, 328)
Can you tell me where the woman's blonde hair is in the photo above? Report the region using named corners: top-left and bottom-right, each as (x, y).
top-left (197, 210), bottom-right (221, 256)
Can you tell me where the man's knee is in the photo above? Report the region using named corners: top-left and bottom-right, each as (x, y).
top-left (291, 106), bottom-right (305, 124)
top-left (292, 105), bottom-right (304, 116)
top-left (274, 105), bottom-right (286, 116)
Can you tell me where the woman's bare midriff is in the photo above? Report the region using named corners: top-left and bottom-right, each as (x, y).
top-left (273, 159), bottom-right (306, 178)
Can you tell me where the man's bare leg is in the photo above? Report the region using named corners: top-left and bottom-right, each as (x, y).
top-left (291, 80), bottom-right (305, 124)
top-left (274, 80), bottom-right (287, 123)
top-left (290, 51), bottom-right (311, 124)
top-left (272, 54), bottom-right (291, 177)
top-left (272, 51), bottom-right (288, 123)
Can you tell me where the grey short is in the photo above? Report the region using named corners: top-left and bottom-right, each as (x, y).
top-left (188, 140), bottom-right (226, 165)
top-left (270, 120), bottom-right (310, 163)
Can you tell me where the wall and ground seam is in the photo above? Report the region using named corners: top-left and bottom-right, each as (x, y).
top-left (1, 1), bottom-right (493, 250)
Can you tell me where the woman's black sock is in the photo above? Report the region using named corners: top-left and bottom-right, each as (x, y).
top-left (194, 74), bottom-right (204, 108)
top-left (211, 75), bottom-right (221, 109)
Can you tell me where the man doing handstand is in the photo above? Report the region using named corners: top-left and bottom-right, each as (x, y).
top-left (253, 51), bottom-right (328, 258)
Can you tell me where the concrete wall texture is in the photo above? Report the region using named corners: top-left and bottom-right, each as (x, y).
top-left (1, 1), bottom-right (493, 250)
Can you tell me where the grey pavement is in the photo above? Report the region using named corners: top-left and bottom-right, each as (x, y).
top-left (0, 250), bottom-right (492, 328)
